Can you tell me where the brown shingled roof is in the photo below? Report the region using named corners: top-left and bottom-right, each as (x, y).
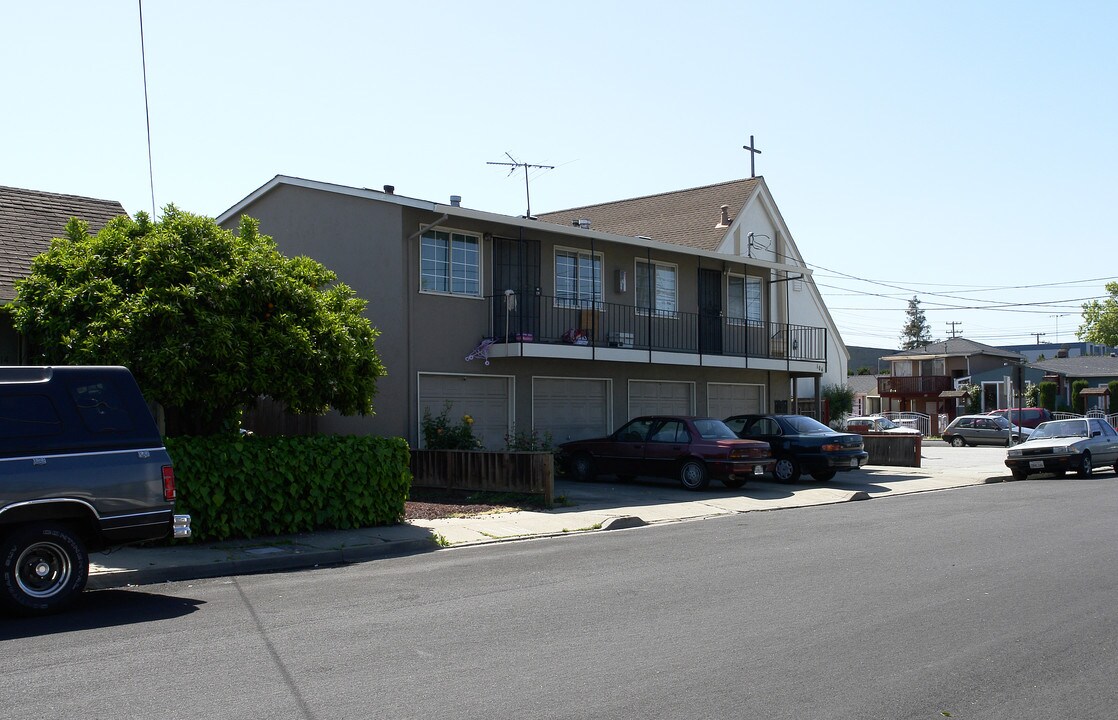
top-left (535, 177), bottom-right (762, 252)
top-left (0, 186), bottom-right (126, 301)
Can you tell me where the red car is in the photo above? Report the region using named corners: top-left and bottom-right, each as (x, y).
top-left (557, 416), bottom-right (774, 490)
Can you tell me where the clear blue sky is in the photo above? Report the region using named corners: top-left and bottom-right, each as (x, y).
top-left (4, 1), bottom-right (1115, 350)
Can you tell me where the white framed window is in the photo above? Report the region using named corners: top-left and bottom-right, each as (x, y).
top-left (554, 248), bottom-right (602, 308)
top-left (635, 259), bottom-right (677, 317)
top-left (420, 229), bottom-right (480, 296)
top-left (727, 274), bottom-right (763, 325)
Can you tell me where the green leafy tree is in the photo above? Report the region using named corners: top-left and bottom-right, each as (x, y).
top-left (822, 382), bottom-right (855, 427)
top-left (8, 207), bottom-right (385, 436)
top-left (1079, 281), bottom-right (1118, 345)
top-left (900, 296), bottom-right (933, 350)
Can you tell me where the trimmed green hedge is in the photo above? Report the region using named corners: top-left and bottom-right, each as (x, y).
top-left (166, 435), bottom-right (411, 542)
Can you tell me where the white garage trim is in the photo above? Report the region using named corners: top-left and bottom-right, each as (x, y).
top-left (707, 382), bottom-right (766, 419)
top-left (417, 372), bottom-right (515, 450)
top-left (627, 380), bottom-right (695, 419)
top-left (531, 376), bottom-right (613, 443)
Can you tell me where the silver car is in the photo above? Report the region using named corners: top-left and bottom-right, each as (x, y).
top-left (942, 414), bottom-right (1031, 447)
top-left (1004, 417), bottom-right (1118, 480)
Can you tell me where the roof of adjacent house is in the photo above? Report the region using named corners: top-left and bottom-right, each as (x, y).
top-left (0, 186), bottom-right (126, 301)
top-left (881, 338), bottom-right (1024, 362)
top-left (1028, 355), bottom-right (1118, 378)
top-left (846, 374), bottom-right (880, 396)
top-left (535, 177), bottom-right (763, 253)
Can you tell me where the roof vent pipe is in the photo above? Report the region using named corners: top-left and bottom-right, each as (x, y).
top-left (720, 205), bottom-right (730, 225)
top-left (383, 185), bottom-right (395, 194)
top-left (450, 195), bottom-right (462, 207)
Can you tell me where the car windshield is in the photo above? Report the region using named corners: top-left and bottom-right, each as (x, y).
top-left (693, 419), bottom-right (739, 439)
top-left (1031, 419), bottom-right (1089, 440)
top-left (785, 416), bottom-right (834, 434)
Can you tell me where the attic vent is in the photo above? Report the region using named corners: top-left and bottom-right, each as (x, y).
top-left (720, 205), bottom-right (730, 226)
top-left (450, 195), bottom-right (462, 207)
top-left (578, 218), bottom-right (591, 230)
top-left (383, 185), bottom-right (395, 194)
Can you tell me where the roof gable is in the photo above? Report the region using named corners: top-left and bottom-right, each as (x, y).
top-left (535, 178), bottom-right (761, 252)
top-left (0, 186), bottom-right (126, 301)
top-left (882, 338), bottom-right (1024, 362)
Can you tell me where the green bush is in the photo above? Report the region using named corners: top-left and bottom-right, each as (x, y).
top-left (1072, 379), bottom-right (1089, 413)
top-left (421, 402), bottom-right (483, 450)
top-left (166, 434), bottom-right (411, 542)
top-left (1038, 381), bottom-right (1057, 411)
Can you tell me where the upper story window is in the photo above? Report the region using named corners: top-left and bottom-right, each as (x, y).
top-left (420, 229), bottom-right (480, 296)
top-left (636, 259), bottom-right (677, 317)
top-left (555, 248), bottom-right (602, 308)
top-left (727, 274), bottom-right (763, 325)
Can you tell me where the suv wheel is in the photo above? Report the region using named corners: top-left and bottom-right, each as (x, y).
top-left (1, 524), bottom-right (89, 615)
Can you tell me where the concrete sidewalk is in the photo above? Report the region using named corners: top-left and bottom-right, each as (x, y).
top-left (87, 443), bottom-right (1014, 590)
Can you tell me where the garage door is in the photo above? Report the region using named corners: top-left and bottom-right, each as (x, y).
top-left (708, 383), bottom-right (764, 419)
top-left (533, 378), bottom-right (610, 443)
top-left (418, 374), bottom-right (511, 450)
top-left (628, 380), bottom-right (693, 418)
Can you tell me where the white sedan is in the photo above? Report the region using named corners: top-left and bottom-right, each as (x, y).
top-left (1004, 417), bottom-right (1118, 480)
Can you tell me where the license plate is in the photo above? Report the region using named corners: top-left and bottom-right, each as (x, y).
top-left (753, 465), bottom-right (764, 475)
top-left (1029, 460), bottom-right (1044, 469)
top-left (850, 459), bottom-right (860, 467)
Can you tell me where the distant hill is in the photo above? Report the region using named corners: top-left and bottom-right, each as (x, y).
top-left (847, 345), bottom-right (898, 374)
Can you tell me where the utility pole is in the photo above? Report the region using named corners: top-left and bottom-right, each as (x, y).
top-left (1032, 332), bottom-right (1046, 344)
top-left (487, 152), bottom-right (554, 218)
top-left (946, 321), bottom-right (963, 338)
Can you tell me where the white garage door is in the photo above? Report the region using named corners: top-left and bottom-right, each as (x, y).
top-left (628, 380), bottom-right (693, 418)
top-left (418, 374), bottom-right (511, 450)
top-left (708, 383), bottom-right (765, 419)
top-left (533, 378), bottom-right (610, 443)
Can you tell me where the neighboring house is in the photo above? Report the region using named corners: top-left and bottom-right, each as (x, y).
top-left (878, 339), bottom-right (1025, 432)
top-left (217, 175), bottom-right (850, 448)
top-left (847, 374), bottom-right (882, 416)
top-left (0, 186), bottom-right (127, 364)
top-left (970, 355), bottom-right (1118, 412)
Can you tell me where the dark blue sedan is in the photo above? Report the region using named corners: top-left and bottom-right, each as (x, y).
top-left (723, 414), bottom-right (869, 482)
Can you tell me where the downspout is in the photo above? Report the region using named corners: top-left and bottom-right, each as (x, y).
top-left (591, 235), bottom-right (596, 361)
top-left (646, 245), bottom-right (653, 364)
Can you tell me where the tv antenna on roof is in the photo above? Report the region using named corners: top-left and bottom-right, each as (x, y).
top-left (487, 152), bottom-right (554, 218)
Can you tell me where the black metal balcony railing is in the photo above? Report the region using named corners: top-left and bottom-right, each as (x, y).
top-left (487, 295), bottom-right (827, 363)
top-left (878, 376), bottom-right (954, 396)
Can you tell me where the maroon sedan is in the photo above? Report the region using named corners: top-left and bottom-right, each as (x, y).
top-left (558, 416), bottom-right (774, 490)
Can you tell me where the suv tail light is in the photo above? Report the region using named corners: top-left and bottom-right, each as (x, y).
top-left (162, 465), bottom-right (176, 501)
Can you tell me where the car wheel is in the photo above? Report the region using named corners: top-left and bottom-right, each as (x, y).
top-left (772, 456), bottom-right (802, 483)
top-left (950, 436), bottom-right (966, 448)
top-left (679, 459), bottom-right (710, 490)
top-left (570, 453), bottom-right (596, 482)
top-left (1077, 452), bottom-right (1093, 478)
top-left (810, 470), bottom-right (837, 482)
top-left (0, 523), bottom-right (89, 615)
top-left (1011, 469), bottom-right (1028, 481)
top-left (722, 477), bottom-right (746, 489)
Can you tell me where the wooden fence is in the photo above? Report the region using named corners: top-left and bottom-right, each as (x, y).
top-left (410, 450), bottom-right (554, 504)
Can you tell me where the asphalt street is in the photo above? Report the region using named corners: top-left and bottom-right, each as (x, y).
top-left (4, 470), bottom-right (1118, 719)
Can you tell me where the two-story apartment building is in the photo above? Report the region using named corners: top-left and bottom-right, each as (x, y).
top-left (217, 175), bottom-right (850, 448)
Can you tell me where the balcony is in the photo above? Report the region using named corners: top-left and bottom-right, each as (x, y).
top-left (878, 375), bottom-right (954, 396)
top-left (486, 295), bottom-right (827, 363)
